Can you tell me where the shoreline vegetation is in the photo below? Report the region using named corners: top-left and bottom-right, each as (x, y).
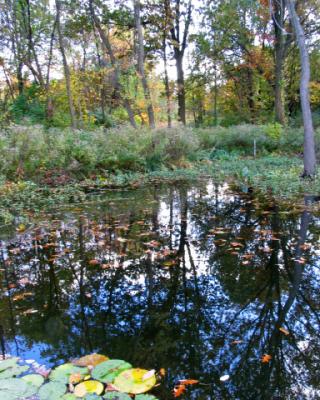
top-left (1, 124), bottom-right (320, 225)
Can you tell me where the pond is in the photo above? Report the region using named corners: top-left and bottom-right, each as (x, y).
top-left (1, 180), bottom-right (320, 399)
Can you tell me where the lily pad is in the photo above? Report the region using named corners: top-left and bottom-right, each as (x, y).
top-left (61, 394), bottom-right (77, 400)
top-left (50, 363), bottom-right (88, 383)
top-left (103, 393), bottom-right (132, 400)
top-left (92, 360), bottom-right (132, 384)
top-left (0, 364), bottom-right (29, 379)
top-left (84, 395), bottom-right (103, 400)
top-left (74, 380), bottom-right (104, 398)
top-left (0, 377), bottom-right (38, 400)
top-left (72, 354), bottom-right (109, 367)
top-left (0, 358), bottom-right (19, 371)
top-left (113, 369), bottom-right (156, 394)
top-left (135, 395), bottom-right (159, 400)
top-left (22, 373), bottom-right (44, 387)
top-left (38, 381), bottom-right (66, 400)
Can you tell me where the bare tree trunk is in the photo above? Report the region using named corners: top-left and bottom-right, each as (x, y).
top-left (273, 0), bottom-right (286, 125)
top-left (175, 52), bottom-right (186, 125)
top-left (169, 0), bottom-right (192, 126)
top-left (45, 16), bottom-right (57, 123)
top-left (287, 0), bottom-right (316, 177)
top-left (213, 64), bottom-right (218, 126)
top-left (134, 0), bottom-right (155, 128)
top-left (163, 37), bottom-right (172, 128)
top-left (24, 0), bottom-right (45, 88)
top-left (55, 0), bottom-right (77, 129)
top-left (89, 0), bottom-right (137, 129)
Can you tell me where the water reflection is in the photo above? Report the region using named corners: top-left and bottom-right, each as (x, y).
top-left (1, 181), bottom-right (320, 399)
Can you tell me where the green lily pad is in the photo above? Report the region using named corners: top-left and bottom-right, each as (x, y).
top-left (22, 373), bottom-right (45, 387)
top-left (38, 381), bottom-right (66, 400)
top-left (0, 358), bottom-right (19, 371)
top-left (0, 364), bottom-right (29, 379)
top-left (49, 363), bottom-right (88, 383)
top-left (92, 360), bottom-right (132, 384)
top-left (85, 395), bottom-right (103, 400)
top-left (61, 394), bottom-right (77, 400)
top-left (0, 377), bottom-right (38, 400)
top-left (113, 369), bottom-right (156, 394)
top-left (135, 395), bottom-right (159, 400)
top-left (103, 393), bottom-right (132, 400)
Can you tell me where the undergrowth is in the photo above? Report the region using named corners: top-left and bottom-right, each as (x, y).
top-left (1, 123), bottom-right (320, 224)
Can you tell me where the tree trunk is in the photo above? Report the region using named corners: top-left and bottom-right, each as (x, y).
top-left (273, 0), bottom-right (286, 125)
top-left (25, 0), bottom-right (45, 88)
top-left (55, 0), bottom-right (77, 129)
top-left (287, 0), bottom-right (316, 177)
top-left (89, 0), bottom-right (137, 129)
top-left (134, 0), bottom-right (155, 128)
top-left (163, 38), bottom-right (172, 128)
top-left (168, 0), bottom-right (192, 126)
top-left (176, 52), bottom-right (186, 125)
top-left (213, 64), bottom-right (218, 126)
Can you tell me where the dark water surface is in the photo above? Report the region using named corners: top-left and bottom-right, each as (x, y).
top-left (1, 181), bottom-right (320, 399)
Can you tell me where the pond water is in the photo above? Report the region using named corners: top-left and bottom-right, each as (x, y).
top-left (1, 180), bottom-right (320, 399)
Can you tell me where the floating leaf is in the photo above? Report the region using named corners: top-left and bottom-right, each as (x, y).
top-left (0, 377), bottom-right (38, 400)
top-left (173, 384), bottom-right (186, 398)
top-left (135, 395), bottom-right (159, 400)
top-left (103, 392), bottom-right (132, 400)
top-left (38, 381), bottom-right (66, 400)
top-left (159, 368), bottom-right (166, 377)
top-left (179, 379), bottom-right (199, 385)
top-left (73, 354), bottom-right (109, 367)
top-left (92, 360), bottom-right (132, 384)
top-left (69, 372), bottom-right (83, 385)
top-left (61, 394), bottom-right (77, 400)
top-left (22, 373), bottom-right (44, 387)
top-left (50, 363), bottom-right (88, 383)
top-left (74, 381), bottom-right (104, 398)
top-left (0, 364), bottom-right (29, 379)
top-left (0, 358), bottom-right (19, 371)
top-left (261, 354), bottom-right (272, 363)
top-left (279, 327), bottom-right (289, 336)
top-left (113, 368), bottom-right (156, 394)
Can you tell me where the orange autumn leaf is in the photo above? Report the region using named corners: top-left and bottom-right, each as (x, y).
top-left (159, 368), bottom-right (166, 377)
top-left (89, 259), bottom-right (99, 266)
top-left (179, 379), bottom-right (199, 385)
top-left (261, 354), bottom-right (272, 363)
top-left (173, 384), bottom-right (186, 397)
top-left (279, 327), bottom-right (289, 336)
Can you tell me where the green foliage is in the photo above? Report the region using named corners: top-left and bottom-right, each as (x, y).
top-left (9, 85), bottom-right (46, 123)
top-left (265, 123), bottom-right (283, 141)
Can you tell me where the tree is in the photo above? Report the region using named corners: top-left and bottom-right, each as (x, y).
top-left (55, 0), bottom-right (78, 129)
top-left (287, 0), bottom-right (316, 177)
top-left (168, 0), bottom-right (192, 125)
top-left (88, 0), bottom-right (137, 128)
top-left (133, 0), bottom-right (155, 128)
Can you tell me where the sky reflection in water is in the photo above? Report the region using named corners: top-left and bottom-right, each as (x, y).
top-left (1, 181), bottom-right (320, 399)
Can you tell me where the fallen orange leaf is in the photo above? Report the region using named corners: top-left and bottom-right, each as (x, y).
top-left (261, 354), bottom-right (272, 363)
top-left (173, 384), bottom-right (186, 397)
top-left (179, 379), bottom-right (199, 385)
top-left (279, 327), bottom-right (289, 336)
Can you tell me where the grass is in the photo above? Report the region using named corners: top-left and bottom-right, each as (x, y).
top-left (0, 123), bottom-right (320, 224)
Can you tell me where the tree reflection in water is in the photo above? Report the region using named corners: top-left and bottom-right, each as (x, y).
top-left (0, 181), bottom-right (320, 399)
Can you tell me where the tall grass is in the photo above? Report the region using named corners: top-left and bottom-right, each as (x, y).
top-left (0, 123), bottom-right (318, 182)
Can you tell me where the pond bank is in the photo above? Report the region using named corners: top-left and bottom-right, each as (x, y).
top-left (1, 154), bottom-right (320, 226)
